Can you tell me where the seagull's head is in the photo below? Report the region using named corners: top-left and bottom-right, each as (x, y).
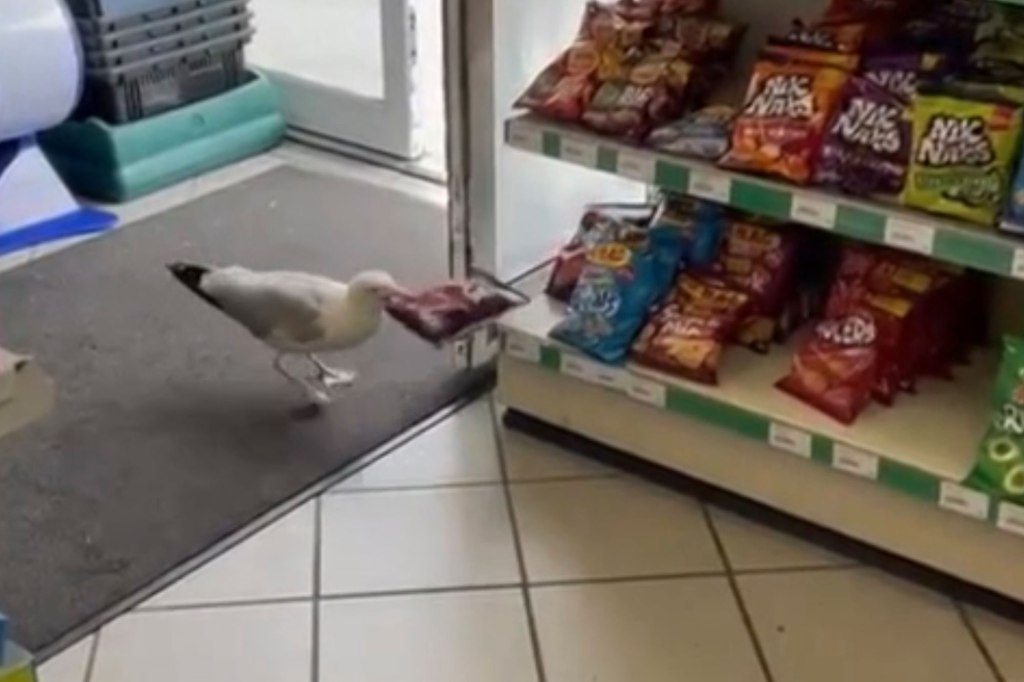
top-left (350, 270), bottom-right (411, 303)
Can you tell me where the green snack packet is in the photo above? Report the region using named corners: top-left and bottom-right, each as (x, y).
top-left (902, 90), bottom-right (1022, 224)
top-left (968, 336), bottom-right (1024, 501)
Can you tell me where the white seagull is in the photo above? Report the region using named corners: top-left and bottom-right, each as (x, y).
top-left (168, 263), bottom-right (410, 405)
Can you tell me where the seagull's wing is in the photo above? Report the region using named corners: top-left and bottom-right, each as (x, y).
top-left (202, 267), bottom-right (337, 343)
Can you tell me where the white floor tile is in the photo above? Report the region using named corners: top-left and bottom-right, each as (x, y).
top-left (739, 569), bottom-right (994, 682)
top-left (320, 486), bottom-right (520, 596)
top-left (143, 503), bottom-right (315, 609)
top-left (709, 508), bottom-right (851, 571)
top-left (90, 602), bottom-right (311, 682)
top-left (499, 424), bottom-right (615, 482)
top-left (511, 478), bottom-right (722, 583)
top-left (966, 607), bottom-right (1024, 682)
top-left (37, 636), bottom-right (93, 682)
top-left (336, 399), bottom-right (501, 490)
top-left (319, 589), bottom-right (537, 682)
top-left (531, 578), bottom-right (764, 682)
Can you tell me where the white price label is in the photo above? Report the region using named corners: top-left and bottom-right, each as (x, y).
top-left (561, 355), bottom-right (626, 391)
top-left (618, 151), bottom-right (656, 183)
top-left (507, 125), bottom-right (542, 152)
top-left (689, 170), bottom-right (731, 204)
top-left (1012, 249), bottom-right (1024, 281)
top-left (504, 333), bottom-right (541, 363)
top-left (769, 423), bottom-right (812, 458)
top-left (939, 482), bottom-right (989, 520)
top-left (832, 444), bottom-right (879, 480)
top-left (561, 138), bottom-right (598, 167)
top-left (885, 218), bottom-right (936, 255)
top-left (627, 375), bottom-right (667, 408)
top-left (791, 195), bottom-right (837, 230)
top-left (998, 502), bottom-right (1024, 537)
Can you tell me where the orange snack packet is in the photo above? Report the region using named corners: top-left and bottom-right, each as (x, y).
top-left (720, 59), bottom-right (849, 184)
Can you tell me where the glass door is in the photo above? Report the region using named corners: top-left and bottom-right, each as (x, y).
top-left (248, 0), bottom-right (422, 161)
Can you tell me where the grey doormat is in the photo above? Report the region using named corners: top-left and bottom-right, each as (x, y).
top-left (0, 166), bottom-right (480, 651)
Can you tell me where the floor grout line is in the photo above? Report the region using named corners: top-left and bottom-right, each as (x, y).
top-left (489, 397), bottom-right (548, 682)
top-left (135, 595), bottom-right (314, 614)
top-left (700, 503), bottom-right (777, 682)
top-left (82, 631), bottom-right (101, 682)
top-left (327, 472), bottom-right (619, 496)
top-left (320, 583), bottom-right (524, 604)
top-left (311, 495), bottom-right (323, 682)
top-left (956, 602), bottom-right (1008, 682)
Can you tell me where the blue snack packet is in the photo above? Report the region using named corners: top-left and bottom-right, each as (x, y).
top-left (550, 221), bottom-right (685, 364)
top-left (651, 195), bottom-right (725, 269)
top-left (1003, 150), bottom-right (1024, 235)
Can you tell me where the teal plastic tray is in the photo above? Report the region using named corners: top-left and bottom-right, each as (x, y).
top-left (41, 71), bottom-right (285, 202)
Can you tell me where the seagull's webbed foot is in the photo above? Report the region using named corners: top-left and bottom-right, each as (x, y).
top-left (275, 353), bottom-right (334, 406)
top-left (309, 354), bottom-right (357, 390)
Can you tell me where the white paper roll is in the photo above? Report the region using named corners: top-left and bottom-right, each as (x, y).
top-left (0, 0), bottom-right (83, 141)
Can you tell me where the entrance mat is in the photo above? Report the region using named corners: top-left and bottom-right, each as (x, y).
top-left (0, 165), bottom-right (477, 650)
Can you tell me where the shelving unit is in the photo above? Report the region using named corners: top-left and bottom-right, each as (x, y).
top-left (496, 114), bottom-right (1024, 602)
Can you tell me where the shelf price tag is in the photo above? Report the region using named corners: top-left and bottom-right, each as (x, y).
top-left (769, 423), bottom-right (812, 459)
top-left (689, 169), bottom-right (731, 204)
top-left (560, 137), bottom-right (598, 168)
top-left (885, 217), bottom-right (936, 255)
top-left (1012, 249), bottom-right (1024, 281)
top-left (791, 195), bottom-right (837, 230)
top-left (507, 124), bottom-right (542, 152)
top-left (938, 482), bottom-right (989, 520)
top-left (504, 332), bottom-right (541, 363)
top-left (627, 375), bottom-right (667, 408)
top-left (997, 502), bottom-right (1024, 537)
top-left (832, 444), bottom-right (879, 480)
top-left (617, 151), bottom-right (656, 184)
top-left (561, 355), bottom-right (627, 391)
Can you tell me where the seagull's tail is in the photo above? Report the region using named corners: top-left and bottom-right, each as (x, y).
top-left (167, 262), bottom-right (223, 310)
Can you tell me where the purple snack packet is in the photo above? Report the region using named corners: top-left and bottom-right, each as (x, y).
top-left (814, 76), bottom-right (911, 198)
top-left (861, 52), bottom-right (943, 103)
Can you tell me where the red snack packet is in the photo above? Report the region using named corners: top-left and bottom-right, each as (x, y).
top-left (546, 203), bottom-right (656, 302)
top-left (582, 52), bottom-right (697, 140)
top-left (720, 59), bottom-right (849, 184)
top-left (776, 310), bottom-right (879, 424)
top-left (386, 275), bottom-right (529, 346)
top-left (712, 218), bottom-right (800, 353)
top-left (515, 42), bottom-right (602, 122)
top-left (631, 274), bottom-right (750, 384)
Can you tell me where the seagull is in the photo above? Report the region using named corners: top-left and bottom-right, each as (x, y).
top-left (168, 263), bottom-right (410, 405)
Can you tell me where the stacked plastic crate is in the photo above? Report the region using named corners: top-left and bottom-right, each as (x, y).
top-left (68, 0), bottom-right (254, 123)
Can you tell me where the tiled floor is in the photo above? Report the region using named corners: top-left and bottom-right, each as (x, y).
top-left (37, 394), bottom-right (1024, 682)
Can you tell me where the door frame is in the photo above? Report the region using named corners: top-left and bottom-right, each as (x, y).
top-left (256, 0), bottom-right (423, 161)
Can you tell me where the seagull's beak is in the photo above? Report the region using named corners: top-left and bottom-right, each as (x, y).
top-left (378, 283), bottom-right (413, 301)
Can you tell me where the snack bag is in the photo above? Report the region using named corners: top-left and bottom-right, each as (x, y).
top-left (776, 310), bottom-right (879, 424)
top-left (581, 52), bottom-right (696, 140)
top-left (546, 204), bottom-right (656, 302)
top-left (386, 275), bottom-right (529, 346)
top-left (664, 17), bottom-right (747, 62)
top-left (713, 219), bottom-right (799, 353)
top-left (647, 105), bottom-right (736, 158)
top-left (761, 43), bottom-right (861, 72)
top-left (967, 336), bottom-right (1024, 501)
top-left (782, 19), bottom-right (867, 54)
top-left (515, 41), bottom-right (602, 122)
top-left (550, 222), bottom-right (685, 363)
top-left (861, 52), bottom-right (943, 102)
top-left (815, 76), bottom-right (912, 197)
top-left (902, 89), bottom-right (1023, 224)
top-left (1002, 143), bottom-right (1024, 234)
top-left (649, 194), bottom-right (725, 268)
top-left (720, 59), bottom-right (849, 184)
top-left (631, 274), bottom-right (750, 383)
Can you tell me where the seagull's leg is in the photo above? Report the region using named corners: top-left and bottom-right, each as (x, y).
top-left (308, 354), bottom-right (357, 389)
top-left (274, 353), bottom-right (332, 405)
